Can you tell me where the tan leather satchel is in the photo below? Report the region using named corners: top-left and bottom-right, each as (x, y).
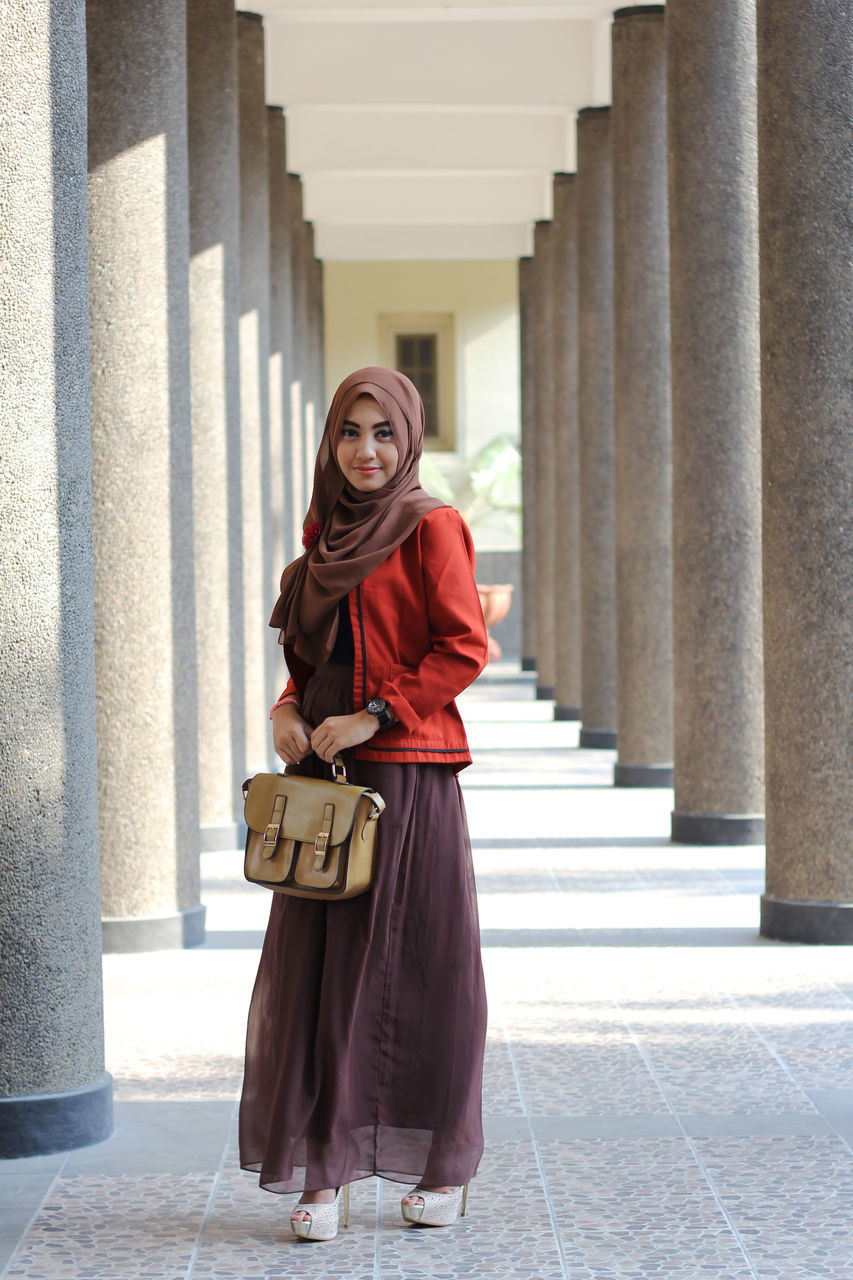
top-left (242, 755), bottom-right (385, 900)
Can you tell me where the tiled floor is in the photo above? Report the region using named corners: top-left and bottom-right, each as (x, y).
top-left (2, 666), bottom-right (852, 1279)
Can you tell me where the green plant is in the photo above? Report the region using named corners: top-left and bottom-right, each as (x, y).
top-left (420, 436), bottom-right (521, 536)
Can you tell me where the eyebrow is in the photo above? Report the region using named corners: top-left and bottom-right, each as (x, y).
top-left (341, 418), bottom-right (391, 429)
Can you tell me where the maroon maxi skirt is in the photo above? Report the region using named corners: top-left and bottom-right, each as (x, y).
top-left (239, 663), bottom-right (488, 1194)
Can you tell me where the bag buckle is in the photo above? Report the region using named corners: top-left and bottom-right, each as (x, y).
top-left (263, 793), bottom-right (287, 858)
top-left (313, 802), bottom-right (335, 869)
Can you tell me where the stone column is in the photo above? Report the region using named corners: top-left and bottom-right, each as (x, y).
top-left (287, 172), bottom-right (310, 527)
top-left (88, 0), bottom-right (203, 950)
top-left (237, 11), bottom-right (275, 760)
top-left (519, 256), bottom-right (537, 673)
top-left (314, 255), bottom-right (327, 420)
top-left (532, 219), bottom-right (557, 701)
top-left (758, 2), bottom-right (853, 941)
top-left (270, 107), bottom-right (300, 568)
top-left (304, 221), bottom-right (323, 454)
top-left (551, 174), bottom-right (581, 721)
top-left (0, 0), bottom-right (112, 1156)
top-left (268, 107), bottom-right (293, 577)
top-left (187, 0), bottom-right (244, 850)
top-left (611, 6), bottom-right (673, 787)
top-left (576, 107), bottom-right (617, 749)
top-left (668, 0), bottom-right (764, 844)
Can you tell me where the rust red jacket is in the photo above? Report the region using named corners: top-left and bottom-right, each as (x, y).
top-left (277, 506), bottom-right (488, 768)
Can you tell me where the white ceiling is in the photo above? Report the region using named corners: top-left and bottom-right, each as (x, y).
top-left (253, 2), bottom-right (642, 259)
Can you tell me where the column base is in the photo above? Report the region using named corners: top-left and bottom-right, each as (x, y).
top-left (200, 820), bottom-right (240, 852)
top-left (101, 903), bottom-right (206, 953)
top-left (0, 1073), bottom-right (113, 1159)
top-left (580, 728), bottom-right (618, 749)
top-left (536, 683), bottom-right (555, 701)
top-left (554, 704), bottom-right (581, 721)
top-left (671, 811), bottom-right (765, 845)
top-left (614, 5), bottom-right (665, 17)
top-left (761, 895), bottom-right (853, 944)
top-left (521, 656), bottom-right (537, 672)
top-left (614, 762), bottom-right (673, 788)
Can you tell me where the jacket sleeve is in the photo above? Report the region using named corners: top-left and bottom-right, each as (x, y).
top-left (269, 674), bottom-right (300, 717)
top-left (375, 508), bottom-right (489, 730)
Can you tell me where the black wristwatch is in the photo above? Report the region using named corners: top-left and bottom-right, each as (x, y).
top-left (366, 697), bottom-right (395, 730)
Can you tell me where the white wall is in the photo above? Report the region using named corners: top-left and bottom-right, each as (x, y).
top-left (323, 259), bottom-right (520, 551)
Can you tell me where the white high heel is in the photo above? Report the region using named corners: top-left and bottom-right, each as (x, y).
top-left (400, 1184), bottom-right (469, 1227)
top-left (290, 1184), bottom-right (350, 1241)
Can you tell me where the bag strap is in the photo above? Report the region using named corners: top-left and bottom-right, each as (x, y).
top-left (281, 752), bottom-right (348, 782)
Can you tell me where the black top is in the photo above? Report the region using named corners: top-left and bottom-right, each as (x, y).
top-left (329, 595), bottom-right (355, 666)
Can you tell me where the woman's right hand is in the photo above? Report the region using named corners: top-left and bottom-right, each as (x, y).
top-left (271, 703), bottom-right (313, 766)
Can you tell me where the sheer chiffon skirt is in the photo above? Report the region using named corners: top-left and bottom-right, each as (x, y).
top-left (239, 663), bottom-right (488, 1194)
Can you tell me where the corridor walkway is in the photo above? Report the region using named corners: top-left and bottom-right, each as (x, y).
top-left (2, 667), bottom-right (852, 1279)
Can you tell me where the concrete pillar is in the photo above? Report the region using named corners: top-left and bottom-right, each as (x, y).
top-left (187, 0), bottom-right (244, 850)
top-left (668, 0), bottom-right (764, 844)
top-left (267, 107), bottom-right (291, 582)
top-left (611, 6), bottom-right (673, 787)
top-left (519, 256), bottom-right (537, 673)
top-left (551, 174), bottom-right (581, 721)
top-left (287, 173), bottom-right (311, 529)
top-left (268, 108), bottom-right (299, 567)
top-left (304, 221), bottom-right (323, 454)
top-left (576, 107), bottom-right (617, 750)
top-left (88, 0), bottom-right (203, 950)
top-left (0, 0), bottom-right (112, 1156)
top-left (532, 219), bottom-right (557, 702)
top-left (758, 2), bottom-right (853, 941)
top-left (237, 11), bottom-right (275, 761)
top-left (314, 254), bottom-right (327, 418)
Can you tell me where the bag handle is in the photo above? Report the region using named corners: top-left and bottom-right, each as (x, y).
top-left (280, 753), bottom-right (349, 783)
top-left (331, 754), bottom-right (348, 784)
top-left (275, 753), bottom-right (385, 819)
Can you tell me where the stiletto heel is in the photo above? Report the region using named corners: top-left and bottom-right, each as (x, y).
top-left (400, 1184), bottom-right (469, 1227)
top-left (290, 1185), bottom-right (349, 1241)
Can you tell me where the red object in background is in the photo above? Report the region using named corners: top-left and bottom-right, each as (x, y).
top-left (476, 583), bottom-right (513, 662)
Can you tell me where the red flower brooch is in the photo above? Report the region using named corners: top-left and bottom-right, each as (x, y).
top-left (302, 520), bottom-right (322, 551)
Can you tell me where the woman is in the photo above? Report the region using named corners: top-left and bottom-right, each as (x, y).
top-left (239, 367), bottom-right (489, 1241)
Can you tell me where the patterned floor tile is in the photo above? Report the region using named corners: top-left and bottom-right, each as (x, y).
top-left (558, 1226), bottom-right (755, 1279)
top-left (509, 1042), bottom-right (668, 1116)
top-left (482, 1033), bottom-right (526, 1116)
top-left (539, 1137), bottom-right (722, 1230)
top-left (631, 1032), bottom-right (813, 1115)
top-left (5, 1174), bottom-right (213, 1280)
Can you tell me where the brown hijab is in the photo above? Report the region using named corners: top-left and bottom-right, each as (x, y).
top-left (270, 367), bottom-right (445, 665)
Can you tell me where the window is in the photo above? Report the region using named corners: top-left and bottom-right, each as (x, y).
top-left (379, 313), bottom-right (455, 450)
top-left (396, 334), bottom-right (438, 439)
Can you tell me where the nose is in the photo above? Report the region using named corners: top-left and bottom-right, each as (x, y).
top-left (355, 436), bottom-right (376, 460)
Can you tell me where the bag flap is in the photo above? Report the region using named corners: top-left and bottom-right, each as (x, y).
top-left (244, 771), bottom-right (378, 846)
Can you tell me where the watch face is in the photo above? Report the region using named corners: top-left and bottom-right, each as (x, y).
top-left (368, 698), bottom-right (386, 715)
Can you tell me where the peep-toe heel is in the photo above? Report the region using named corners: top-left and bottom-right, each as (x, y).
top-left (290, 1184), bottom-right (350, 1241)
top-left (400, 1184), bottom-right (468, 1227)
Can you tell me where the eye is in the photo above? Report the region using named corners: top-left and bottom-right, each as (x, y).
top-left (339, 426), bottom-right (358, 440)
top-left (376, 428), bottom-right (394, 441)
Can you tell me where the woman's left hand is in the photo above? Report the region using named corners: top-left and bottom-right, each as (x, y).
top-left (311, 710), bottom-right (379, 762)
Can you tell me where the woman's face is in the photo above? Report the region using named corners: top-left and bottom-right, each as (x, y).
top-left (335, 395), bottom-right (400, 493)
